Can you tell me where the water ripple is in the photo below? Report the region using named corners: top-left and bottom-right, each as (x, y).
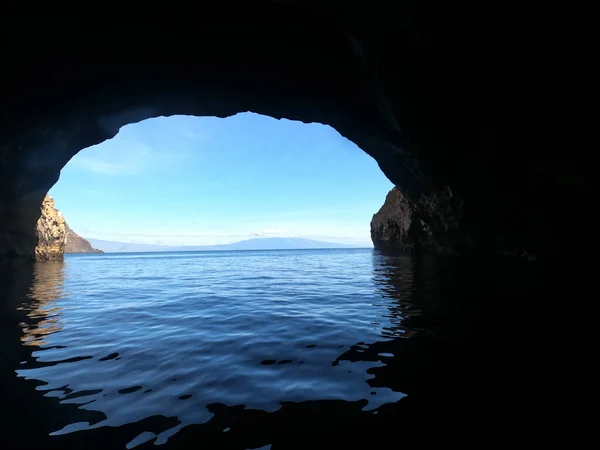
top-left (4, 249), bottom-right (410, 446)
top-left (1, 249), bottom-right (539, 448)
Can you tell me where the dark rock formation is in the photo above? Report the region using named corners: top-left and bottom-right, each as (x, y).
top-left (371, 187), bottom-right (459, 253)
top-left (371, 188), bottom-right (417, 252)
top-left (0, 4), bottom-right (581, 261)
top-left (35, 195), bottom-right (66, 262)
top-left (65, 224), bottom-right (103, 254)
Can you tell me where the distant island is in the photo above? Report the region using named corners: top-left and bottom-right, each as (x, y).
top-left (86, 237), bottom-right (367, 253)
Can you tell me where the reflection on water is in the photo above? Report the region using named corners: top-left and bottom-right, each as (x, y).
top-left (0, 250), bottom-right (540, 449)
top-left (18, 262), bottom-right (66, 347)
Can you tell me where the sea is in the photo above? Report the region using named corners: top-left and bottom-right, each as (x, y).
top-left (0, 248), bottom-right (542, 449)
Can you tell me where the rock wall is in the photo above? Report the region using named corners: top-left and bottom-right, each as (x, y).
top-left (371, 187), bottom-right (459, 253)
top-left (34, 195), bottom-right (102, 261)
top-left (35, 195), bottom-right (66, 261)
top-left (65, 224), bottom-right (103, 254)
top-left (371, 188), bottom-right (418, 252)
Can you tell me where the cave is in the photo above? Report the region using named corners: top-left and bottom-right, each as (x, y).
top-left (0, 3), bottom-right (566, 262)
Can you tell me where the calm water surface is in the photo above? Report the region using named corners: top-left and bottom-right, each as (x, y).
top-left (0, 249), bottom-right (540, 448)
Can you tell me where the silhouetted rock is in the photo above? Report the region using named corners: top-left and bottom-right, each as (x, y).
top-left (371, 188), bottom-right (417, 252)
top-left (370, 188), bottom-right (454, 253)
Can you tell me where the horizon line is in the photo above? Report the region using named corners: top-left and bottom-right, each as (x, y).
top-left (84, 236), bottom-right (373, 247)
top-left (71, 247), bottom-right (375, 255)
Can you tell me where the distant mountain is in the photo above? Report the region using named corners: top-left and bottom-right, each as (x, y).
top-left (86, 237), bottom-right (365, 253)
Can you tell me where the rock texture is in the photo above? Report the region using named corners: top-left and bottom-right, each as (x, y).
top-left (35, 196), bottom-right (66, 262)
top-left (0, 4), bottom-right (581, 261)
top-left (65, 224), bottom-right (103, 254)
top-left (34, 195), bottom-right (102, 260)
top-left (371, 188), bottom-right (417, 252)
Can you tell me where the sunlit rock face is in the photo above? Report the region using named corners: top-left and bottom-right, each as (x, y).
top-left (33, 195), bottom-right (102, 261)
top-left (35, 195), bottom-right (66, 262)
top-left (0, 3), bottom-right (574, 261)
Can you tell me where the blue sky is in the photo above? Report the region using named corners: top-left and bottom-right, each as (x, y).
top-left (49, 113), bottom-right (394, 246)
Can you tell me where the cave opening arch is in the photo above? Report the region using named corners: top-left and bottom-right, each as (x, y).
top-left (1, 3), bottom-right (551, 261)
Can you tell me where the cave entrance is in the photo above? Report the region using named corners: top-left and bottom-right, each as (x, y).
top-left (1, 8), bottom-right (443, 262)
top-left (47, 113), bottom-right (393, 255)
top-left (6, 113), bottom-right (413, 447)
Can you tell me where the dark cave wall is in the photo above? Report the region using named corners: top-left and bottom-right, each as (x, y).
top-left (0, 2), bottom-right (568, 261)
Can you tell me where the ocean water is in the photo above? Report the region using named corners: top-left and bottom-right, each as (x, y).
top-left (0, 249), bottom-right (540, 448)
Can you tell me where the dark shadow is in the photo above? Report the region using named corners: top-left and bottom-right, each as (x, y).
top-left (150, 252), bottom-right (542, 448)
top-left (0, 262), bottom-right (107, 448)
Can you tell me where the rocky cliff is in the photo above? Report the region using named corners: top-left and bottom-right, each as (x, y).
top-left (35, 195), bottom-right (66, 261)
top-left (65, 224), bottom-right (103, 254)
top-left (371, 188), bottom-right (420, 252)
top-left (35, 195), bottom-right (102, 260)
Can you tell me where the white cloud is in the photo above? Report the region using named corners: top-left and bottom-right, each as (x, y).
top-left (68, 156), bottom-right (140, 175)
top-left (181, 130), bottom-right (211, 142)
top-left (68, 138), bottom-right (153, 175)
top-left (67, 119), bottom-right (204, 176)
top-left (81, 229), bottom-right (251, 246)
top-left (81, 222), bottom-right (373, 247)
top-left (253, 228), bottom-right (296, 237)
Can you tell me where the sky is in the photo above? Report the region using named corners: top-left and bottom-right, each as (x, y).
top-left (49, 113), bottom-right (394, 247)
